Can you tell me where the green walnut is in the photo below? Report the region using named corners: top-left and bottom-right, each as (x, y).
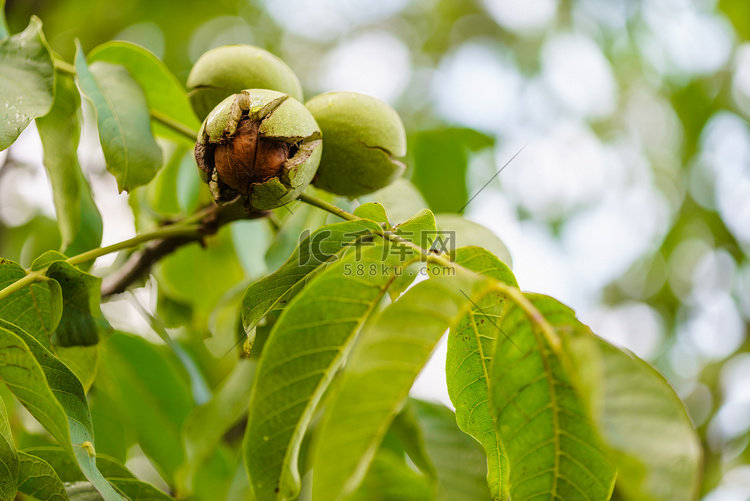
top-left (194, 89), bottom-right (322, 211)
top-left (306, 91), bottom-right (406, 198)
top-left (187, 45), bottom-right (303, 121)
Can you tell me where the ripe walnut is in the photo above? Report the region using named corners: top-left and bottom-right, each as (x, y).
top-left (195, 89), bottom-right (322, 211)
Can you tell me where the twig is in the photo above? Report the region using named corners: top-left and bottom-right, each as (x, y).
top-left (101, 203), bottom-right (272, 297)
top-left (101, 236), bottom-right (197, 297)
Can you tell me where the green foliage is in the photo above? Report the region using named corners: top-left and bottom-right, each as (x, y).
top-left (156, 225), bottom-right (245, 324)
top-left (566, 329), bottom-right (703, 501)
top-left (0, 321), bottom-right (121, 499)
top-left (17, 451), bottom-right (68, 501)
top-left (37, 74), bottom-right (103, 258)
top-left (45, 259), bottom-right (107, 346)
top-left (0, 258), bottom-right (61, 348)
top-left (0, 8), bottom-right (705, 501)
top-left (311, 272), bottom-right (488, 501)
top-left (75, 42), bottom-right (162, 193)
top-left (88, 41), bottom-right (200, 142)
top-left (0, 398), bottom-right (18, 501)
top-left (349, 448), bottom-right (432, 501)
top-left (244, 224), bottom-right (424, 499)
top-left (410, 129), bottom-right (493, 214)
top-left (241, 219), bottom-right (381, 335)
top-left (410, 399), bottom-right (494, 500)
top-left (446, 247), bottom-right (516, 501)
top-left (490, 297), bottom-right (617, 500)
top-left (24, 447), bottom-right (173, 500)
top-left (96, 332), bottom-right (193, 484)
top-left (0, 17), bottom-right (54, 150)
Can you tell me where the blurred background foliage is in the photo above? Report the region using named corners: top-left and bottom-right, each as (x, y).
top-left (1, 0), bottom-right (750, 499)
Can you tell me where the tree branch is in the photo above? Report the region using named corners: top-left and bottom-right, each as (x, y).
top-left (101, 236), bottom-right (197, 297)
top-left (100, 200), bottom-right (271, 298)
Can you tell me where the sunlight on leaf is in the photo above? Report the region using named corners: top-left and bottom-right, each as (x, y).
top-left (446, 247), bottom-right (517, 500)
top-left (490, 295), bottom-right (617, 501)
top-left (311, 273), bottom-right (488, 501)
top-left (244, 240), bottom-right (410, 500)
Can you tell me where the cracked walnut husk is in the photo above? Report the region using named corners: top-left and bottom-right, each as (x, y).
top-left (195, 89), bottom-right (322, 211)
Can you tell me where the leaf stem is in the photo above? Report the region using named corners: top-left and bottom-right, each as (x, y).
top-left (297, 193), bottom-right (359, 222)
top-left (66, 225), bottom-right (203, 266)
top-left (0, 224), bottom-right (202, 302)
top-left (297, 192), bottom-right (562, 350)
top-left (0, 270), bottom-right (46, 302)
top-left (150, 109), bottom-right (199, 142)
top-left (53, 58), bottom-right (76, 76)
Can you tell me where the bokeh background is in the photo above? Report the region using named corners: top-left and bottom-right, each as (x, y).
top-left (1, 0), bottom-right (749, 498)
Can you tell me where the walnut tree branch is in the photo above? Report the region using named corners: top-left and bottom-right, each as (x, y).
top-left (101, 199), bottom-right (270, 298)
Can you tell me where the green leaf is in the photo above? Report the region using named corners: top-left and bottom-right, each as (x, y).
top-left (394, 208), bottom-right (437, 248)
top-left (0, 324), bottom-right (68, 450)
top-left (97, 332), bottom-right (193, 483)
top-left (56, 345), bottom-right (99, 392)
top-left (179, 360), bottom-right (255, 493)
top-left (244, 239), bottom-right (417, 500)
top-left (241, 219), bottom-right (381, 334)
top-left (156, 225), bottom-right (245, 324)
top-left (389, 403), bottom-right (437, 483)
top-left (46, 260), bottom-right (107, 347)
top-left (410, 128), bottom-right (493, 214)
top-left (89, 390), bottom-right (135, 463)
top-left (445, 247), bottom-right (517, 501)
top-left (0, 397), bottom-right (18, 501)
top-left (410, 399), bottom-right (493, 501)
top-left (0, 321), bottom-right (122, 500)
top-left (565, 325), bottom-right (702, 501)
top-left (23, 447), bottom-right (133, 483)
top-left (490, 295), bottom-right (616, 501)
top-left (720, 0), bottom-right (750, 41)
top-left (25, 251), bottom-right (109, 347)
top-left (23, 447), bottom-right (173, 500)
top-left (0, 258), bottom-right (62, 349)
top-left (74, 42), bottom-right (162, 193)
top-left (108, 479), bottom-right (174, 501)
top-left (66, 481), bottom-right (102, 499)
top-left (0, 16), bottom-right (55, 150)
top-left (352, 202), bottom-right (390, 226)
top-left (435, 214), bottom-right (512, 268)
top-left (311, 273), bottom-right (488, 501)
top-left (349, 448), bottom-right (432, 501)
top-left (365, 179), bottom-right (428, 225)
top-left (36, 74), bottom-right (103, 257)
top-left (146, 144), bottom-right (189, 216)
top-left (88, 41), bottom-right (200, 143)
top-left (0, 0), bottom-right (8, 39)
top-left (17, 451), bottom-right (69, 501)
